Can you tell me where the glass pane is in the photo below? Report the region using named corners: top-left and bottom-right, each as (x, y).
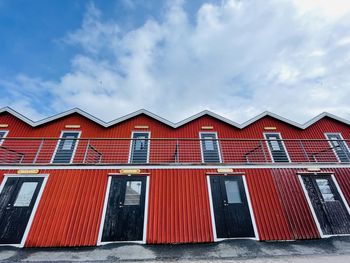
top-left (124, 181), bottom-right (142, 205)
top-left (0, 131), bottom-right (5, 138)
top-left (225, 180), bottom-right (242, 204)
top-left (330, 136), bottom-right (340, 147)
top-left (135, 137), bottom-right (146, 150)
top-left (204, 137), bottom-right (214, 151)
top-left (316, 179), bottom-right (335, 201)
top-left (269, 136), bottom-right (281, 151)
top-left (14, 182), bottom-right (38, 207)
top-left (62, 136), bottom-right (75, 150)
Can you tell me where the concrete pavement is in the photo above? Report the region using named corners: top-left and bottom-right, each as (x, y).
top-left (1, 236), bottom-right (350, 262)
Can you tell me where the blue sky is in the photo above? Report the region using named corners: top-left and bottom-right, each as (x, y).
top-left (1, 0), bottom-right (350, 123)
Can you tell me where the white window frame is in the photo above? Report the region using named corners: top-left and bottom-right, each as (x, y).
top-left (50, 131), bottom-right (81, 164)
top-left (206, 174), bottom-right (259, 241)
top-left (199, 132), bottom-right (223, 163)
top-left (263, 132), bottom-right (291, 163)
top-left (0, 130), bottom-right (9, 146)
top-left (298, 173), bottom-right (350, 238)
top-left (128, 131), bottom-right (151, 164)
top-left (97, 175), bottom-right (150, 245)
top-left (0, 174), bottom-right (49, 247)
top-left (325, 133), bottom-right (350, 163)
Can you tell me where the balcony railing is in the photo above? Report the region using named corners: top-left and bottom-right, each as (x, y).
top-left (0, 137), bottom-right (349, 165)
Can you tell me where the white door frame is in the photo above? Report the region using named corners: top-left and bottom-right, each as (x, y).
top-left (97, 174), bottom-right (150, 245)
top-left (298, 172), bottom-right (350, 238)
top-left (128, 131), bottom-right (151, 164)
top-left (206, 174), bottom-right (259, 241)
top-left (263, 132), bottom-right (291, 163)
top-left (199, 132), bottom-right (223, 163)
top-left (324, 133), bottom-right (350, 163)
top-left (0, 174), bottom-right (49, 247)
top-left (50, 130), bottom-right (82, 164)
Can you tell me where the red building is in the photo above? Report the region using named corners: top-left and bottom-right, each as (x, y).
top-left (1, 107), bottom-right (350, 248)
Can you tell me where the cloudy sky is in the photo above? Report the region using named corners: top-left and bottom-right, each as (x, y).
top-left (1, 0), bottom-right (350, 124)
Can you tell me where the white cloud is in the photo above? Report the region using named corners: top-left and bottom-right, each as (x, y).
top-left (2, 0), bottom-right (350, 124)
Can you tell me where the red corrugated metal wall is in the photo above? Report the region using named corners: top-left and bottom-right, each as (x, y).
top-left (23, 169), bottom-right (110, 247)
top-left (2, 111), bottom-right (350, 141)
top-left (333, 168), bottom-right (350, 205)
top-left (146, 169), bottom-right (214, 244)
top-left (0, 169), bottom-right (113, 247)
top-left (1, 167), bottom-right (350, 246)
top-left (244, 169), bottom-right (293, 240)
top-left (272, 169), bottom-right (320, 239)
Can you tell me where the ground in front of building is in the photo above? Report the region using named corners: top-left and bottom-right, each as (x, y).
top-left (1, 236), bottom-right (350, 262)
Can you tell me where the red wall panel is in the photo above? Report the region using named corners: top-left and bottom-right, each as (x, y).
top-left (25, 169), bottom-right (110, 247)
top-left (2, 167), bottom-right (350, 247)
top-left (146, 169), bottom-right (214, 243)
top-left (244, 169), bottom-right (293, 240)
top-left (272, 169), bottom-right (320, 239)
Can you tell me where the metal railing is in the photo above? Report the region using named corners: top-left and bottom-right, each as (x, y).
top-left (0, 137), bottom-right (349, 165)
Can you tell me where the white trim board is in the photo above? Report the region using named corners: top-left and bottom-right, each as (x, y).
top-left (2, 164), bottom-right (350, 170)
top-left (2, 106), bottom-right (350, 130)
top-left (0, 174), bottom-right (48, 248)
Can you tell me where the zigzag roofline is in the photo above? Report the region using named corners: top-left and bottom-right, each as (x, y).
top-left (0, 106), bottom-right (349, 130)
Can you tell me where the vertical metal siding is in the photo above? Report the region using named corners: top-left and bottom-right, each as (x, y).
top-left (333, 168), bottom-right (350, 206)
top-left (244, 169), bottom-right (293, 240)
top-left (146, 169), bottom-right (214, 244)
top-left (272, 168), bottom-right (320, 239)
top-left (24, 169), bottom-right (109, 247)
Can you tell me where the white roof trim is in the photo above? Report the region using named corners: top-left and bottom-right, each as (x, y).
top-left (0, 106), bottom-right (349, 130)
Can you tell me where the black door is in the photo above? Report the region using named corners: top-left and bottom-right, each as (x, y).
top-left (0, 177), bottom-right (44, 244)
top-left (326, 134), bottom-right (350, 163)
top-left (102, 176), bottom-right (147, 242)
top-left (129, 133), bottom-right (149, 164)
top-left (52, 132), bottom-right (80, 163)
top-left (265, 133), bottom-right (290, 162)
top-left (210, 176), bottom-right (255, 238)
top-left (302, 175), bottom-right (350, 235)
top-left (200, 133), bottom-right (221, 163)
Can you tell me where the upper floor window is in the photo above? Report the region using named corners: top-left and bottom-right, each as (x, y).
top-left (200, 132), bottom-right (222, 163)
top-left (51, 131), bottom-right (81, 164)
top-left (129, 132), bottom-right (150, 164)
top-left (325, 133), bottom-right (350, 163)
top-left (264, 133), bottom-right (290, 163)
top-left (0, 130), bottom-right (9, 145)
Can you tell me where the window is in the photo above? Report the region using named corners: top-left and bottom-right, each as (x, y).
top-left (129, 132), bottom-right (150, 163)
top-left (52, 131), bottom-right (80, 163)
top-left (0, 130), bottom-right (9, 145)
top-left (316, 179), bottom-right (335, 202)
top-left (200, 132), bottom-right (221, 163)
top-left (264, 133), bottom-right (290, 162)
top-left (124, 181), bottom-right (142, 205)
top-left (13, 182), bottom-right (38, 207)
top-left (225, 180), bottom-right (242, 204)
top-left (325, 133), bottom-right (350, 163)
